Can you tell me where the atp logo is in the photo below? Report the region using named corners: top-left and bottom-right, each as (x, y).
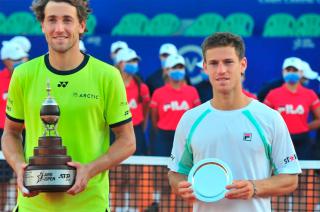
top-left (57, 81), bottom-right (69, 88)
top-left (163, 101), bottom-right (190, 112)
top-left (278, 104), bottom-right (304, 115)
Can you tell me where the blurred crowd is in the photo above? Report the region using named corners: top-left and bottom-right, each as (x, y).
top-left (1, 37), bottom-right (320, 161)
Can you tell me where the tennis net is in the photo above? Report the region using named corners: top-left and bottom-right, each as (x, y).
top-left (1, 154), bottom-right (319, 211)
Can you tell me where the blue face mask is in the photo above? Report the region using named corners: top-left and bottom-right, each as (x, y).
top-left (283, 72), bottom-right (300, 84)
top-left (168, 69), bottom-right (185, 81)
top-left (124, 63), bottom-right (138, 75)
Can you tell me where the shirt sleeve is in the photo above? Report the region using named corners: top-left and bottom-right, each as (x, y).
top-left (6, 68), bottom-right (24, 122)
top-left (141, 83), bottom-right (150, 103)
top-left (271, 111), bottom-right (302, 175)
top-left (309, 90), bottom-right (320, 111)
top-left (192, 87), bottom-right (201, 107)
top-left (168, 112), bottom-right (193, 176)
top-left (150, 89), bottom-right (159, 108)
top-left (263, 91), bottom-right (274, 108)
top-left (105, 67), bottom-right (132, 128)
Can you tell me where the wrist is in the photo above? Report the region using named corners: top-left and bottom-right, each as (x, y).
top-left (249, 180), bottom-right (258, 198)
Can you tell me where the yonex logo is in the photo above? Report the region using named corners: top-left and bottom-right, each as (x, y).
top-left (57, 81), bottom-right (68, 88)
top-left (125, 111), bottom-right (129, 116)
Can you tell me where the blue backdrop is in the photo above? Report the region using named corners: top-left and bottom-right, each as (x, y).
top-left (1, 0), bottom-right (320, 93)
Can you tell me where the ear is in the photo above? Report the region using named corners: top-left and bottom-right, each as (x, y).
top-left (240, 57), bottom-right (247, 75)
top-left (79, 20), bottom-right (86, 34)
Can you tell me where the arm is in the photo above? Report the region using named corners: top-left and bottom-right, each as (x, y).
top-left (150, 107), bottom-right (158, 130)
top-left (168, 170), bottom-right (195, 202)
top-left (1, 118), bottom-right (38, 197)
top-left (308, 106), bottom-right (320, 130)
top-left (67, 121), bottom-right (136, 195)
top-left (226, 174), bottom-right (298, 199)
top-left (142, 101), bottom-right (150, 131)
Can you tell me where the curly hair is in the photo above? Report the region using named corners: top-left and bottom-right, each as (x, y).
top-left (31, 0), bottom-right (91, 35)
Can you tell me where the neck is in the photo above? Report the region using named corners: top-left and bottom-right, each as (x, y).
top-left (211, 87), bottom-right (251, 110)
top-left (48, 47), bottom-right (84, 71)
top-left (169, 80), bottom-right (184, 89)
top-left (122, 73), bottom-right (132, 86)
top-left (285, 82), bottom-right (299, 92)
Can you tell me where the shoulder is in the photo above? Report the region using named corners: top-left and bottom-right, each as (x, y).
top-left (87, 56), bottom-right (118, 74)
top-left (180, 101), bottom-right (212, 123)
top-left (247, 100), bottom-right (282, 121)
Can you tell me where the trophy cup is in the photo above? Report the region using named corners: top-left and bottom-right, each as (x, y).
top-left (23, 81), bottom-right (76, 192)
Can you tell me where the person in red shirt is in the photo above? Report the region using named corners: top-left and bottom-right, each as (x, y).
top-left (0, 40), bottom-right (28, 212)
top-left (115, 47), bottom-right (150, 155)
top-left (264, 57), bottom-right (320, 160)
top-left (150, 54), bottom-right (200, 156)
top-left (112, 47), bottom-right (150, 211)
top-left (149, 54), bottom-right (200, 208)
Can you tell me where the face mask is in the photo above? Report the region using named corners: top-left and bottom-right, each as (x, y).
top-left (201, 71), bottom-right (209, 81)
top-left (283, 72), bottom-right (300, 84)
top-left (124, 63), bottom-right (138, 75)
top-left (168, 69), bottom-right (185, 81)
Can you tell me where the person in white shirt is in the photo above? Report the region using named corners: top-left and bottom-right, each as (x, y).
top-left (168, 32), bottom-right (301, 212)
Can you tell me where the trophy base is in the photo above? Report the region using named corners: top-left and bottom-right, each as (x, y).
top-left (24, 165), bottom-right (76, 192)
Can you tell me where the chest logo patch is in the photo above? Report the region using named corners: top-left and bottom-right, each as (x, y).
top-left (243, 133), bottom-right (252, 142)
top-left (57, 81), bottom-right (69, 88)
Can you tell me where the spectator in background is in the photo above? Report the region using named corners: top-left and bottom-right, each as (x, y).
top-left (150, 54), bottom-right (200, 208)
top-left (0, 40), bottom-right (28, 212)
top-left (194, 59), bottom-right (212, 103)
top-left (110, 40), bottom-right (128, 64)
top-left (264, 57), bottom-right (320, 160)
top-left (146, 43), bottom-right (178, 95)
top-left (116, 48), bottom-right (149, 155)
top-left (241, 73), bottom-right (257, 99)
top-left (10, 36), bottom-right (31, 61)
top-left (300, 60), bottom-right (318, 87)
top-left (112, 48), bottom-right (150, 211)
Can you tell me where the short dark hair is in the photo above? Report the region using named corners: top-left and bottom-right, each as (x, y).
top-left (201, 32), bottom-right (245, 61)
top-left (31, 0), bottom-right (91, 34)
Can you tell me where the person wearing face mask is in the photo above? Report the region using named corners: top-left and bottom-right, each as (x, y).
top-left (0, 40), bottom-right (28, 212)
top-left (110, 40), bottom-right (128, 65)
top-left (149, 54), bottom-right (200, 208)
top-left (264, 57), bottom-right (320, 160)
top-left (146, 43), bottom-right (178, 95)
top-left (194, 59), bottom-right (213, 103)
top-left (111, 48), bottom-right (150, 211)
top-left (115, 48), bottom-right (150, 155)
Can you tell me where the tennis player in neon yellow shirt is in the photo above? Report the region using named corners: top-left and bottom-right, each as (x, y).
top-left (1, 1), bottom-right (136, 211)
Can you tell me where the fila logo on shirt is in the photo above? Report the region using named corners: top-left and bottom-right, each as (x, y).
top-left (2, 92), bottom-right (8, 100)
top-left (57, 81), bottom-right (69, 88)
top-left (243, 133), bottom-right (252, 141)
top-left (128, 99), bottom-right (138, 109)
top-left (163, 101), bottom-right (190, 112)
top-left (278, 104), bottom-right (304, 115)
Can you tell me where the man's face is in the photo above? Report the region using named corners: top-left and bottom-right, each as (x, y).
top-left (203, 46), bottom-right (247, 94)
top-left (41, 1), bottom-right (85, 53)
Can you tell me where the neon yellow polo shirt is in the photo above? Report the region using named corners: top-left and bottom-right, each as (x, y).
top-left (6, 53), bottom-right (131, 212)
